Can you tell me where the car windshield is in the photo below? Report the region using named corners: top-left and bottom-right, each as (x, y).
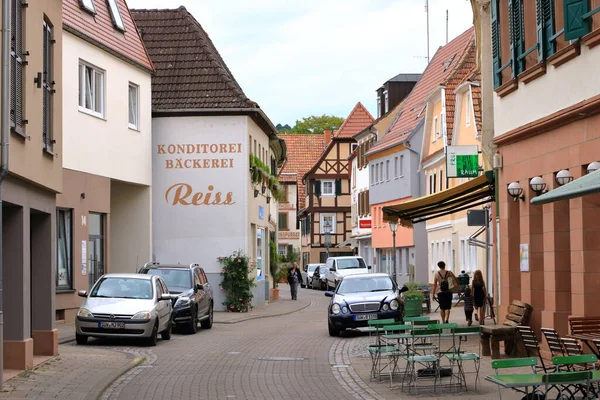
top-left (337, 277), bottom-right (394, 294)
top-left (336, 258), bottom-right (366, 270)
top-left (308, 265), bottom-right (318, 273)
top-left (90, 277), bottom-right (153, 299)
top-left (145, 269), bottom-right (191, 292)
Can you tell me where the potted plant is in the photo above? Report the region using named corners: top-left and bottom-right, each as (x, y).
top-left (269, 241), bottom-right (281, 299)
top-left (403, 289), bottom-right (425, 317)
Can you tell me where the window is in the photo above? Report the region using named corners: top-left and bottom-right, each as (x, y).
top-left (57, 209), bottom-right (73, 290)
top-left (380, 163), bottom-right (384, 183)
top-left (433, 173), bottom-right (437, 194)
top-left (394, 157), bottom-right (398, 178)
top-left (78, 0), bottom-right (95, 13)
top-left (43, 20), bottom-right (55, 153)
top-left (128, 83), bottom-right (139, 129)
top-left (320, 213), bottom-right (336, 234)
top-left (430, 241), bottom-right (435, 271)
top-left (253, 139), bottom-right (257, 155)
top-left (399, 155), bottom-right (404, 177)
top-left (371, 166), bottom-right (375, 185)
top-left (10, 0), bottom-right (25, 135)
top-left (278, 212), bottom-right (288, 230)
top-left (107, 0), bottom-right (126, 31)
top-left (429, 174), bottom-right (433, 194)
top-left (321, 180), bottom-right (335, 196)
top-left (79, 61), bottom-right (105, 117)
top-left (281, 185), bottom-right (288, 202)
top-left (277, 244), bottom-right (287, 257)
top-left (465, 94), bottom-right (471, 127)
top-left (384, 90), bottom-right (389, 114)
top-left (374, 165), bottom-right (379, 184)
top-left (377, 97), bottom-right (381, 118)
top-left (351, 143), bottom-right (358, 153)
top-left (440, 168), bottom-right (444, 191)
top-left (433, 117), bottom-right (438, 141)
top-left (460, 239), bottom-right (467, 271)
top-left (385, 160), bottom-right (390, 181)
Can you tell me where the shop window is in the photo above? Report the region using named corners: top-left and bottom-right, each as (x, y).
top-left (57, 209), bottom-right (73, 290)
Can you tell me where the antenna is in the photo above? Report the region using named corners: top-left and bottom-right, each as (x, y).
top-left (425, 0), bottom-right (430, 64)
top-left (446, 9), bottom-right (449, 44)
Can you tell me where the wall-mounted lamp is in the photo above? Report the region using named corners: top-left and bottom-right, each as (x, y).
top-left (507, 182), bottom-right (525, 202)
top-left (555, 169), bottom-right (574, 186)
top-left (266, 196), bottom-right (271, 204)
top-left (529, 176), bottom-right (548, 196)
top-left (80, 193), bottom-right (86, 199)
top-left (253, 188), bottom-right (259, 198)
top-left (587, 161), bottom-right (600, 174)
top-left (261, 185), bottom-right (267, 194)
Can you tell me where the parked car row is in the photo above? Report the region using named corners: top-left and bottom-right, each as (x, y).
top-left (75, 262), bottom-right (214, 346)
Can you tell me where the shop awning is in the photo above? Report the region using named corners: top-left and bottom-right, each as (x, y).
top-left (531, 170), bottom-right (600, 205)
top-left (382, 171), bottom-right (495, 228)
top-left (336, 237), bottom-right (357, 248)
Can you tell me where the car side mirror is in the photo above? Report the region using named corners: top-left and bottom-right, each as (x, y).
top-left (368, 265), bottom-right (372, 270)
top-left (329, 267), bottom-right (335, 272)
top-left (77, 290), bottom-right (88, 298)
top-left (196, 284), bottom-right (204, 291)
top-left (160, 293), bottom-right (171, 301)
top-left (324, 291), bottom-right (334, 297)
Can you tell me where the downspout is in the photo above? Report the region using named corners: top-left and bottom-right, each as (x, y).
top-left (0, 0), bottom-right (11, 389)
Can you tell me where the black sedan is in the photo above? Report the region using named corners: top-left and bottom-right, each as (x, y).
top-left (325, 273), bottom-right (407, 337)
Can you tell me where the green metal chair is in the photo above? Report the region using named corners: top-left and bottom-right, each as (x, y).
top-left (543, 370), bottom-right (593, 400)
top-left (445, 326), bottom-right (482, 392)
top-left (403, 316), bottom-right (430, 323)
top-left (402, 328), bottom-right (443, 395)
top-left (490, 357), bottom-right (539, 399)
top-left (551, 355), bottom-right (598, 398)
top-left (367, 318), bottom-right (396, 345)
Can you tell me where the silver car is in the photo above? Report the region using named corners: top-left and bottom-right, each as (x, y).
top-left (301, 263), bottom-right (324, 288)
top-left (75, 273), bottom-right (173, 346)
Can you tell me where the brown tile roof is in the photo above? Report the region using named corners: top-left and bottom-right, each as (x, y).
top-left (469, 71), bottom-right (482, 133)
top-left (278, 134), bottom-right (326, 209)
top-left (63, 0), bottom-right (154, 73)
top-left (131, 7), bottom-right (258, 111)
top-left (369, 27), bottom-right (475, 154)
top-left (335, 102), bottom-right (375, 139)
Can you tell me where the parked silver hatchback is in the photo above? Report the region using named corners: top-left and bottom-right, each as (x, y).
top-left (75, 273), bottom-right (173, 346)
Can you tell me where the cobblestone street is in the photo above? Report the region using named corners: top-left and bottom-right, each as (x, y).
top-left (1, 287), bottom-right (529, 399)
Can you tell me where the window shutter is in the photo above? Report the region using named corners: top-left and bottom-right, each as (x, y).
top-left (366, 190), bottom-right (370, 215)
top-left (10, 0), bottom-right (25, 133)
top-left (537, 0), bottom-right (556, 60)
top-left (509, 0), bottom-right (525, 77)
top-left (563, 0), bottom-right (591, 40)
top-left (314, 180), bottom-right (321, 197)
top-left (491, 0), bottom-right (501, 88)
top-left (335, 179), bottom-right (342, 196)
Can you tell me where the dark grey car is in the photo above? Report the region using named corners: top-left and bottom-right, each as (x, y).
top-left (139, 262), bottom-right (213, 334)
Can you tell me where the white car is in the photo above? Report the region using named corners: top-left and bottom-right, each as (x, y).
top-left (325, 256), bottom-right (371, 290)
top-left (301, 263), bottom-right (324, 288)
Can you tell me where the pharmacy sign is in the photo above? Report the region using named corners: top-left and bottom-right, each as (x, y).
top-left (446, 145), bottom-right (479, 178)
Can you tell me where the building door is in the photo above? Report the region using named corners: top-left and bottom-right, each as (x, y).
top-left (88, 213), bottom-right (105, 288)
top-left (256, 228), bottom-right (263, 278)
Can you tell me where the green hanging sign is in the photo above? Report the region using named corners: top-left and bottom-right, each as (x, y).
top-left (446, 145), bottom-right (479, 178)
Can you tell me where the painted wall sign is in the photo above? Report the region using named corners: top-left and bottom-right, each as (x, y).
top-left (152, 117), bottom-right (247, 274)
top-left (279, 203), bottom-right (296, 211)
top-left (359, 219), bottom-right (372, 229)
top-left (258, 206), bottom-right (264, 220)
top-left (519, 244), bottom-right (529, 272)
top-left (279, 231), bottom-right (300, 240)
top-left (446, 145), bottom-right (479, 178)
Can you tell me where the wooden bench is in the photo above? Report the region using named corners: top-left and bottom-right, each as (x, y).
top-left (481, 300), bottom-right (533, 359)
top-left (569, 316), bottom-right (600, 336)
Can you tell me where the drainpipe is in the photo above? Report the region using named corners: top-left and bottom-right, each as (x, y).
top-left (0, 0), bottom-right (11, 389)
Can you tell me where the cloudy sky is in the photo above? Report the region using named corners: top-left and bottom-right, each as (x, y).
top-left (127, 0), bottom-right (474, 126)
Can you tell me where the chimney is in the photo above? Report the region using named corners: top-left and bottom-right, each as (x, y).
top-left (324, 129), bottom-right (331, 146)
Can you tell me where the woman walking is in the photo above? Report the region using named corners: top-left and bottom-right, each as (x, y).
top-left (472, 270), bottom-right (487, 323)
top-left (287, 263), bottom-right (302, 300)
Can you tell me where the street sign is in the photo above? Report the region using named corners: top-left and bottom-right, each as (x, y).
top-left (446, 145), bottom-right (479, 178)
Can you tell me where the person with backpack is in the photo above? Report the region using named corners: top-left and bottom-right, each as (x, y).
top-left (432, 261), bottom-right (458, 319)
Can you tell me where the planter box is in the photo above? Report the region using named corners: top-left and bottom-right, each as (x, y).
top-left (270, 288), bottom-right (280, 300)
top-left (404, 298), bottom-right (423, 317)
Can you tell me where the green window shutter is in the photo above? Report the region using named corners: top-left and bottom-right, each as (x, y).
top-left (314, 180), bottom-right (321, 197)
top-left (509, 0), bottom-right (525, 77)
top-left (491, 0), bottom-right (501, 88)
top-left (335, 179), bottom-right (342, 196)
top-left (537, 0), bottom-right (556, 60)
top-left (564, 0), bottom-right (591, 40)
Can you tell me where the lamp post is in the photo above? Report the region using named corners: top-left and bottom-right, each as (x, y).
top-left (323, 220), bottom-right (332, 260)
top-left (388, 221), bottom-right (398, 282)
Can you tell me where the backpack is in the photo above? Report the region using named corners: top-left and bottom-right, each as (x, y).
top-left (438, 271), bottom-right (460, 293)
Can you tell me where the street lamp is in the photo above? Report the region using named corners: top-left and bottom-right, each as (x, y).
top-left (388, 221), bottom-right (398, 282)
top-left (323, 220), bottom-right (332, 260)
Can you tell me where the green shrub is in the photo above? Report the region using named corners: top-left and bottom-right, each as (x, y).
top-left (404, 282), bottom-right (428, 291)
top-left (403, 289), bottom-right (425, 302)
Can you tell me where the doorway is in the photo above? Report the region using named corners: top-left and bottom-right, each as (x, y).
top-left (88, 213), bottom-right (105, 288)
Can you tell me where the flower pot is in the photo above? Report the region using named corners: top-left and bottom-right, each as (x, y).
top-left (271, 288), bottom-right (280, 300)
top-left (404, 298), bottom-right (423, 317)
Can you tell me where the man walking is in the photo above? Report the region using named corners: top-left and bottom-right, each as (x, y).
top-left (288, 263), bottom-right (302, 300)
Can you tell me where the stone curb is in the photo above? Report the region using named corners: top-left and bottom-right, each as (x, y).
top-left (85, 354), bottom-right (146, 400)
top-left (59, 335), bottom-right (75, 345)
top-left (214, 300), bottom-right (311, 324)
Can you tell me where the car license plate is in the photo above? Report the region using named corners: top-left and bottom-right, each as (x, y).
top-left (99, 321), bottom-right (125, 329)
top-left (354, 314), bottom-right (377, 321)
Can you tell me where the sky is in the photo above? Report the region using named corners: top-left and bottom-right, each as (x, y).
top-left (127, 0), bottom-right (474, 126)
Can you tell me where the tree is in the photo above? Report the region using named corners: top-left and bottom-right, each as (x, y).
top-left (291, 115), bottom-right (344, 134)
top-left (276, 123), bottom-right (292, 132)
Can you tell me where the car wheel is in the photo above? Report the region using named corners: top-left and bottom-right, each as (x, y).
top-left (161, 321), bottom-right (172, 340)
top-left (322, 282), bottom-right (327, 290)
top-left (188, 307), bottom-right (198, 334)
top-left (328, 321), bottom-right (340, 337)
top-left (200, 302), bottom-right (213, 329)
top-left (75, 333), bottom-right (87, 345)
top-left (146, 320), bottom-right (158, 346)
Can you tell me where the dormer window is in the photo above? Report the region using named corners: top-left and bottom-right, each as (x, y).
top-left (79, 0), bottom-right (95, 13)
top-left (107, 0), bottom-right (125, 32)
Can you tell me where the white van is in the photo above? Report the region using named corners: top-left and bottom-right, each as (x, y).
top-left (325, 256), bottom-right (371, 290)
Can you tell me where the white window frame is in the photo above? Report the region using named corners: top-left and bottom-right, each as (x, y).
top-left (351, 143), bottom-right (358, 153)
top-left (385, 160), bottom-right (390, 181)
top-left (439, 167), bottom-right (444, 191)
top-left (466, 91), bottom-right (471, 127)
top-left (320, 213), bottom-right (336, 234)
top-left (394, 157), bottom-right (398, 178)
top-left (79, 61), bottom-right (105, 118)
top-left (79, 0), bottom-right (95, 13)
top-left (107, 0), bottom-right (126, 32)
top-left (128, 82), bottom-right (139, 130)
top-left (430, 241), bottom-right (435, 272)
top-left (384, 90), bottom-right (389, 114)
top-left (399, 155), bottom-right (404, 177)
top-left (371, 167), bottom-right (375, 185)
top-left (277, 244), bottom-right (287, 258)
top-left (377, 97), bottom-right (381, 118)
top-left (321, 179), bottom-right (335, 197)
top-left (433, 116), bottom-right (438, 142)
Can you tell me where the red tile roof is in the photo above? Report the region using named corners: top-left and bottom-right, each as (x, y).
top-left (369, 27), bottom-right (475, 153)
top-left (278, 134), bottom-right (326, 209)
top-left (335, 102), bottom-right (375, 139)
top-left (469, 71), bottom-right (482, 133)
top-left (63, 0), bottom-right (154, 73)
top-left (131, 7), bottom-right (259, 111)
